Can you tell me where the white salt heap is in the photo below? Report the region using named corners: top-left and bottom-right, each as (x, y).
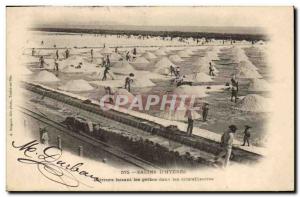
top-left (132, 76), bottom-right (156, 87)
top-left (169, 55), bottom-right (184, 62)
top-left (177, 50), bottom-right (190, 58)
top-left (173, 85), bottom-right (208, 98)
top-left (154, 57), bottom-right (176, 68)
top-left (236, 94), bottom-right (270, 112)
top-left (109, 53), bottom-right (122, 61)
top-left (132, 57), bottom-right (150, 64)
top-left (235, 66), bottom-right (262, 79)
top-left (23, 67), bottom-right (32, 75)
top-left (185, 72), bottom-right (213, 82)
top-left (59, 79), bottom-right (94, 92)
top-left (248, 78), bottom-right (271, 91)
top-left (33, 70), bottom-right (60, 82)
top-left (237, 60), bottom-right (258, 70)
top-left (114, 88), bottom-right (135, 104)
top-left (100, 47), bottom-right (112, 54)
top-left (154, 49), bottom-right (167, 56)
top-left (143, 52), bottom-right (157, 59)
top-left (153, 57), bottom-right (177, 75)
top-left (111, 60), bottom-right (136, 74)
top-left (91, 67), bottom-right (117, 80)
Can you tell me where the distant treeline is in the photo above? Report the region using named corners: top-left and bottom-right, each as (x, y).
top-left (32, 27), bottom-right (268, 41)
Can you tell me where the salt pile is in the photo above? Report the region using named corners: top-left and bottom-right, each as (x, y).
top-left (173, 85), bottom-right (208, 98)
top-left (177, 50), bottom-right (190, 58)
top-left (154, 57), bottom-right (176, 68)
top-left (184, 48), bottom-right (194, 55)
top-left (185, 72), bottom-right (213, 82)
top-left (236, 94), bottom-right (270, 112)
top-left (248, 78), bottom-right (271, 91)
top-left (153, 57), bottom-right (177, 75)
top-left (154, 49), bottom-right (167, 56)
top-left (135, 71), bottom-right (168, 80)
top-left (132, 76), bottom-right (156, 87)
top-left (114, 88), bottom-right (135, 104)
top-left (59, 79), bottom-right (94, 92)
top-left (235, 66), bottom-right (262, 79)
top-left (100, 47), bottom-right (112, 54)
top-left (109, 53), bottom-right (122, 61)
top-left (143, 52), bottom-right (157, 59)
top-left (169, 55), bottom-right (184, 62)
top-left (111, 61), bottom-right (136, 74)
top-left (192, 57), bottom-right (210, 67)
top-left (33, 70), bottom-right (60, 82)
top-left (132, 57), bottom-right (150, 64)
top-left (91, 67), bottom-right (117, 80)
top-left (206, 50), bottom-right (219, 60)
top-left (23, 67), bottom-right (32, 75)
top-left (237, 60), bottom-right (258, 71)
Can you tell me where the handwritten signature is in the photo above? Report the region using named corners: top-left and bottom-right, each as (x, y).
top-left (12, 140), bottom-right (103, 188)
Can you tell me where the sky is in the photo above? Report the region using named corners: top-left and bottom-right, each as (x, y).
top-left (12, 6), bottom-right (270, 28)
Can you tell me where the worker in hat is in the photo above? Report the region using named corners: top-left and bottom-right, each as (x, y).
top-left (215, 124), bottom-right (237, 167)
top-left (242, 125), bottom-right (251, 146)
top-left (125, 73), bottom-right (134, 92)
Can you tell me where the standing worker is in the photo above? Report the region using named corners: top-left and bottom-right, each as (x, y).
top-left (202, 103), bottom-right (209, 122)
top-left (106, 55), bottom-right (110, 66)
top-left (231, 75), bottom-right (239, 103)
top-left (32, 48), bottom-right (35, 56)
top-left (65, 49), bottom-right (70, 59)
top-left (209, 62), bottom-right (215, 76)
top-left (91, 49), bottom-right (94, 61)
top-left (241, 125), bottom-right (251, 146)
top-left (56, 49), bottom-right (59, 60)
top-left (125, 73), bottom-right (134, 92)
top-left (215, 125), bottom-right (237, 167)
top-left (54, 59), bottom-right (59, 71)
top-left (39, 56), bottom-right (45, 68)
top-left (102, 66), bottom-right (110, 81)
top-left (169, 65), bottom-right (176, 76)
top-left (185, 108), bottom-right (194, 136)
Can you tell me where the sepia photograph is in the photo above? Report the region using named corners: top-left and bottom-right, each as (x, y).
top-left (6, 6), bottom-right (295, 191)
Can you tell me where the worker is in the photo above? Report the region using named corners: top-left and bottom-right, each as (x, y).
top-left (115, 47), bottom-right (118, 53)
top-left (65, 49), bottom-right (70, 59)
top-left (91, 49), bottom-right (94, 61)
top-left (106, 55), bottom-right (110, 66)
top-left (54, 59), bottom-right (59, 71)
top-left (209, 62), bottom-right (215, 76)
top-left (202, 103), bottom-right (209, 122)
top-left (56, 49), bottom-right (59, 59)
top-left (242, 125), bottom-right (251, 146)
top-left (169, 65), bottom-right (176, 76)
top-left (102, 66), bottom-right (110, 81)
top-left (133, 48), bottom-right (137, 55)
top-left (32, 48), bottom-right (35, 56)
top-left (125, 73), bottom-right (134, 92)
top-left (185, 108), bottom-right (194, 136)
top-left (231, 75), bottom-right (239, 103)
top-left (39, 56), bottom-right (45, 68)
top-left (126, 51), bottom-right (130, 61)
top-left (40, 127), bottom-right (49, 146)
top-left (104, 86), bottom-right (114, 104)
top-left (215, 124), bottom-right (237, 167)
top-left (175, 66), bottom-right (180, 76)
